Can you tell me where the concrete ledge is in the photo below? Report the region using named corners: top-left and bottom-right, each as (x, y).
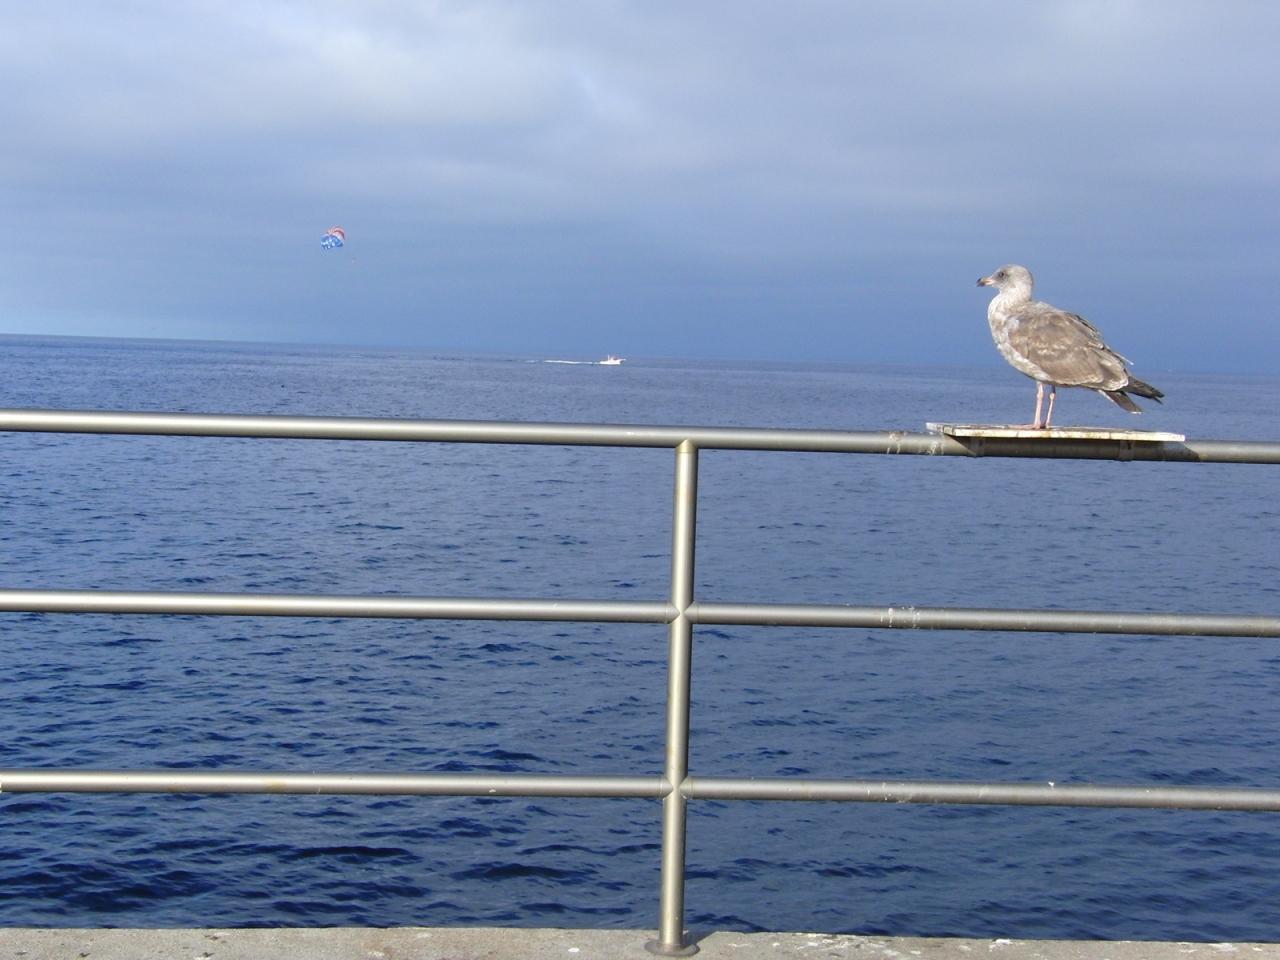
top-left (2, 928), bottom-right (1278, 960)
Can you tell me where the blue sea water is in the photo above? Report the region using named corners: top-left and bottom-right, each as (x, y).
top-left (2, 334), bottom-right (1279, 938)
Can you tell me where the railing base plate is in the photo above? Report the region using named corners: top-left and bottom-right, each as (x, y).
top-left (646, 936), bottom-right (700, 956)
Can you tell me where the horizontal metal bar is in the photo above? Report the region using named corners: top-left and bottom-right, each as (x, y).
top-left (0, 589), bottom-right (674, 623)
top-left (4, 408), bottom-right (1279, 463)
top-left (684, 777), bottom-right (1280, 811)
top-left (0, 769), bottom-right (666, 798)
top-left (5, 768), bottom-right (1277, 811)
top-left (691, 602), bottom-right (1280, 638)
top-left (4, 591), bottom-right (1277, 639)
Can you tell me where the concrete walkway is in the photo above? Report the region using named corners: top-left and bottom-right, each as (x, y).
top-left (2, 928), bottom-right (1278, 960)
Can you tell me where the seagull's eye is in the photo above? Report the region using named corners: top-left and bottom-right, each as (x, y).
top-left (996, 270), bottom-right (1007, 280)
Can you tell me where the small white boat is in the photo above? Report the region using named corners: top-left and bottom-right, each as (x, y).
top-left (599, 355), bottom-right (625, 365)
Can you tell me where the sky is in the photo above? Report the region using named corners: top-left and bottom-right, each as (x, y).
top-left (2, 2), bottom-right (1277, 371)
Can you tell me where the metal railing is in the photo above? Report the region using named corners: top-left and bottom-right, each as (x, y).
top-left (2, 407), bottom-right (1279, 956)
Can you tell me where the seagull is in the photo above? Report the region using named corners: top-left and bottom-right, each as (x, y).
top-left (977, 264), bottom-right (1163, 429)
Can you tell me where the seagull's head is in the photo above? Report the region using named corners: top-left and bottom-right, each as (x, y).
top-left (977, 264), bottom-right (1034, 299)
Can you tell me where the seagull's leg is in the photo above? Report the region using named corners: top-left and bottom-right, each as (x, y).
top-left (1031, 382), bottom-right (1045, 429)
top-left (1044, 386), bottom-right (1057, 429)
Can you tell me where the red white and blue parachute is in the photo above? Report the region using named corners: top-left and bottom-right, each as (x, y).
top-left (320, 226), bottom-right (346, 249)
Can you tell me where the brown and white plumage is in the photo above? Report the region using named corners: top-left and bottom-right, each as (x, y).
top-left (976, 264), bottom-right (1163, 428)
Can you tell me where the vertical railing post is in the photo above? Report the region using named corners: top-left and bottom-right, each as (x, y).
top-left (648, 440), bottom-right (700, 956)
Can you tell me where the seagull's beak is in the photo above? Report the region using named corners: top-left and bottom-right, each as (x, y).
top-left (977, 275), bottom-right (993, 287)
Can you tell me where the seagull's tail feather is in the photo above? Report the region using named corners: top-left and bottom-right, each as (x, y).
top-left (1100, 390), bottom-right (1145, 413)
top-left (1125, 376), bottom-right (1164, 403)
top-left (1099, 376), bottom-right (1163, 414)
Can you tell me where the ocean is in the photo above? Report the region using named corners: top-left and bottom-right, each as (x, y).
top-left (2, 334), bottom-right (1279, 939)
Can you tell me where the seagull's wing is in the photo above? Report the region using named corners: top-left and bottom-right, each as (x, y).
top-left (1005, 301), bottom-right (1131, 390)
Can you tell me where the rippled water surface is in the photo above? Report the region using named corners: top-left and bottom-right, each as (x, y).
top-left (2, 335), bottom-right (1279, 938)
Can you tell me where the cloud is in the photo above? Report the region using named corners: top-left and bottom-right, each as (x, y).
top-left (2, 2), bottom-right (1277, 366)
